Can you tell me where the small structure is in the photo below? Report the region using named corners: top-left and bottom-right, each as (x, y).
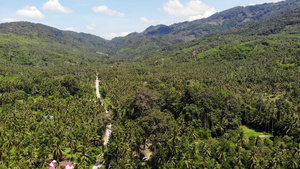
top-left (43, 116), bottom-right (54, 119)
top-left (49, 160), bottom-right (75, 169)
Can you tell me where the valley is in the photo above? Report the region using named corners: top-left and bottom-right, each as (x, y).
top-left (0, 0), bottom-right (299, 168)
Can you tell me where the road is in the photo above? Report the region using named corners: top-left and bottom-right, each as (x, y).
top-left (93, 75), bottom-right (112, 169)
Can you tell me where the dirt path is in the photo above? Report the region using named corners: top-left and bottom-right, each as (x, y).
top-left (93, 74), bottom-right (112, 169)
top-left (95, 75), bottom-right (101, 100)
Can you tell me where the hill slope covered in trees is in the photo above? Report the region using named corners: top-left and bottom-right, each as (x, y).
top-left (0, 0), bottom-right (300, 62)
top-left (0, 22), bottom-right (114, 66)
top-left (111, 0), bottom-right (300, 58)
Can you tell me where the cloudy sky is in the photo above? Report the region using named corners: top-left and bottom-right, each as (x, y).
top-left (0, 0), bottom-right (282, 39)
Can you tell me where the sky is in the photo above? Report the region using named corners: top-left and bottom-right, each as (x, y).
top-left (0, 0), bottom-right (282, 40)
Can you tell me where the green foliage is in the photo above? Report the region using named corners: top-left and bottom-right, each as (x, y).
top-left (240, 126), bottom-right (272, 139)
top-left (0, 2), bottom-right (300, 168)
top-left (109, 0), bottom-right (300, 59)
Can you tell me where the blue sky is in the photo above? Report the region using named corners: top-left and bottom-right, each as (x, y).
top-left (0, 0), bottom-right (282, 39)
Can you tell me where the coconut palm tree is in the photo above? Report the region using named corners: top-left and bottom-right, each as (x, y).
top-left (77, 146), bottom-right (93, 168)
top-left (249, 151), bottom-right (258, 169)
top-left (53, 145), bottom-right (63, 161)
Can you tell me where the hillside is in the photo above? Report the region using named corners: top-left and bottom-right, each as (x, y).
top-left (111, 0), bottom-right (300, 58)
top-left (147, 9), bottom-right (300, 62)
top-left (1, 0), bottom-right (299, 64)
top-left (0, 22), bottom-right (114, 66)
top-left (142, 0), bottom-right (300, 37)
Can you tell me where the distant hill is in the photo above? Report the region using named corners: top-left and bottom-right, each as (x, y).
top-left (0, 22), bottom-right (113, 52)
top-left (148, 9), bottom-right (300, 63)
top-left (0, 22), bottom-right (114, 66)
top-left (0, 0), bottom-right (299, 64)
top-left (111, 0), bottom-right (300, 58)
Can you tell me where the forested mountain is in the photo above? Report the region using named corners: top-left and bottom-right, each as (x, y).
top-left (149, 8), bottom-right (300, 62)
top-left (142, 0), bottom-right (300, 38)
top-left (0, 0), bottom-right (300, 62)
top-left (0, 0), bottom-right (299, 168)
top-left (0, 22), bottom-right (114, 66)
top-left (111, 0), bottom-right (300, 58)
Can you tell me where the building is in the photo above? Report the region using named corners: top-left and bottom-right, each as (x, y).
top-left (49, 160), bottom-right (75, 169)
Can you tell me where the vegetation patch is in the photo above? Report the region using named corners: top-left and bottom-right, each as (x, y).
top-left (240, 126), bottom-right (272, 139)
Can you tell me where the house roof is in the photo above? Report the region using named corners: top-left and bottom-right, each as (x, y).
top-left (62, 162), bottom-right (75, 168)
top-left (49, 160), bottom-right (75, 169)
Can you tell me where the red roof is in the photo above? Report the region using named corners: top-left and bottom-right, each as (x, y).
top-left (49, 160), bottom-right (75, 169)
top-left (61, 162), bottom-right (74, 167)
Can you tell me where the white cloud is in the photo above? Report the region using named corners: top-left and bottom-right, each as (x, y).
top-left (163, 0), bottom-right (218, 21)
top-left (87, 23), bottom-right (97, 30)
top-left (140, 17), bottom-right (155, 24)
top-left (103, 32), bottom-right (130, 40)
top-left (248, 0), bottom-right (282, 6)
top-left (93, 6), bottom-right (125, 17)
top-left (43, 0), bottom-right (72, 13)
top-left (16, 6), bottom-right (45, 19)
top-left (65, 27), bottom-right (76, 32)
top-left (270, 0), bottom-right (283, 2)
top-left (2, 18), bottom-right (19, 22)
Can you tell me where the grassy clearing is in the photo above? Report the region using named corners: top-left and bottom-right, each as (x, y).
top-left (240, 125), bottom-right (272, 139)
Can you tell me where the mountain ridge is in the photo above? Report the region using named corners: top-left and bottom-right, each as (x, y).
top-left (110, 0), bottom-right (300, 57)
top-left (0, 0), bottom-right (299, 63)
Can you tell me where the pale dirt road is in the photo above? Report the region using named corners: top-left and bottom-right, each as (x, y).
top-left (96, 76), bottom-right (101, 100)
top-left (93, 75), bottom-right (112, 169)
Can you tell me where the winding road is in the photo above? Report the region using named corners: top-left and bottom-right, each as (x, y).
top-left (93, 74), bottom-right (112, 169)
